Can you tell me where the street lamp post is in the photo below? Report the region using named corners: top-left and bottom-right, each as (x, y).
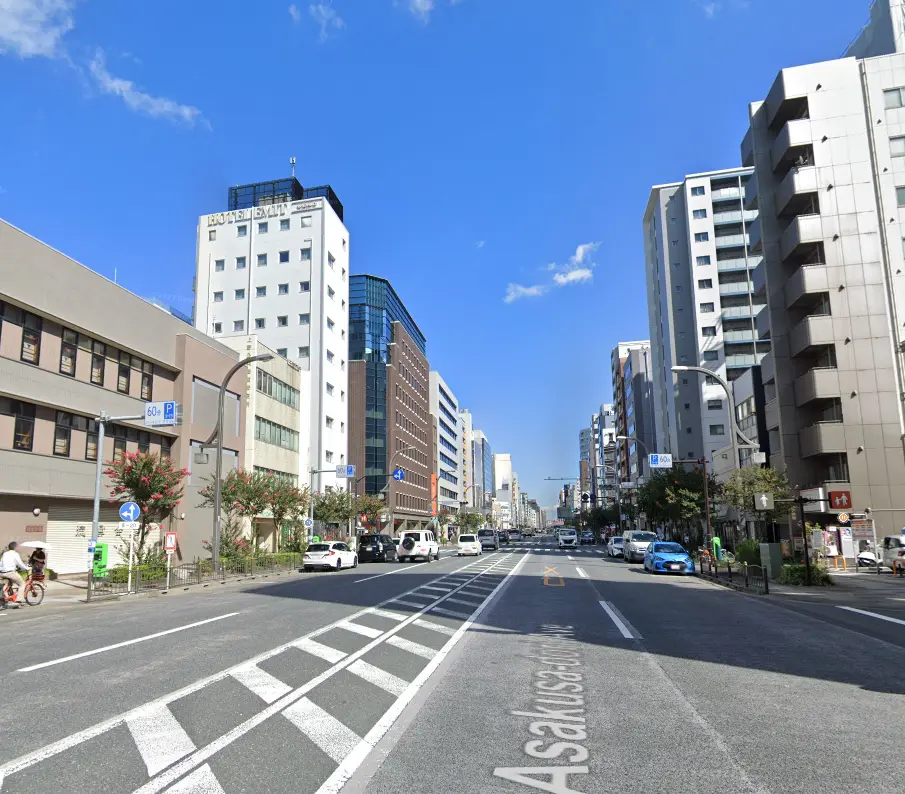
top-left (202, 352), bottom-right (273, 576)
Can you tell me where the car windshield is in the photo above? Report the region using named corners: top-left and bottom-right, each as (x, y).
top-left (478, 530), bottom-right (494, 537)
top-left (560, 530), bottom-right (576, 536)
top-left (307, 544), bottom-right (330, 552)
top-left (459, 535), bottom-right (476, 542)
top-left (402, 532), bottom-right (421, 540)
top-left (654, 543), bottom-right (686, 554)
top-left (612, 537), bottom-right (623, 545)
top-left (359, 535), bottom-right (379, 543)
top-left (631, 533), bottom-right (658, 542)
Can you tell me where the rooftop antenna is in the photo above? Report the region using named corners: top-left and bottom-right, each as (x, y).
top-left (290, 156), bottom-right (296, 179)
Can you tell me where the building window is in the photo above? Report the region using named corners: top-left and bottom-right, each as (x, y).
top-left (20, 313), bottom-right (41, 364)
top-left (326, 417), bottom-right (334, 428)
top-left (60, 328), bottom-right (78, 376)
top-left (699, 302), bottom-right (714, 312)
top-left (254, 416), bottom-right (300, 452)
top-left (208, 230), bottom-right (216, 241)
top-left (326, 382), bottom-right (334, 395)
top-left (301, 248), bottom-right (311, 262)
top-left (138, 431), bottom-right (150, 454)
top-left (213, 322), bottom-right (222, 333)
top-left (300, 281), bottom-right (310, 292)
top-left (4, 400), bottom-right (36, 451)
top-left (693, 209), bottom-right (708, 219)
top-left (328, 286), bottom-right (335, 299)
top-left (237, 225), bottom-right (247, 237)
top-left (236, 256), bottom-right (246, 269)
top-left (51, 411), bottom-right (70, 457)
top-left (705, 375), bottom-right (719, 385)
top-left (674, 285), bottom-right (682, 292)
top-left (258, 222), bottom-right (268, 234)
top-left (696, 255), bottom-right (711, 265)
top-left (235, 288), bottom-right (246, 300)
top-left (278, 283), bottom-right (289, 295)
top-left (884, 87), bottom-right (905, 109)
top-left (698, 279), bottom-right (713, 288)
top-left (325, 451), bottom-right (333, 463)
top-left (280, 219), bottom-right (290, 231)
top-left (113, 437), bottom-right (126, 463)
top-left (328, 253), bottom-right (336, 269)
top-left (342, 268), bottom-right (346, 281)
top-left (671, 240), bottom-right (678, 248)
top-left (709, 424), bottom-right (726, 436)
top-left (86, 420), bottom-right (98, 460)
top-left (234, 320), bottom-right (245, 332)
top-left (277, 315), bottom-right (288, 327)
top-left (275, 249), bottom-right (289, 264)
top-left (702, 326), bottom-right (717, 337)
top-left (703, 350), bottom-right (719, 361)
top-left (256, 286), bottom-right (266, 298)
top-left (213, 291), bottom-right (223, 302)
top-left (277, 348), bottom-right (287, 357)
top-left (117, 351), bottom-right (131, 394)
top-left (897, 186), bottom-right (905, 207)
top-left (327, 318), bottom-right (335, 330)
top-left (215, 259), bottom-right (225, 272)
top-left (141, 361), bottom-right (153, 401)
top-left (707, 400), bottom-right (723, 410)
top-left (255, 318), bottom-right (266, 329)
top-left (326, 350), bottom-right (334, 362)
top-left (300, 216), bottom-right (312, 228)
top-left (691, 186), bottom-right (706, 196)
top-left (90, 341), bottom-right (105, 385)
top-left (299, 313), bottom-right (310, 325)
top-left (341, 390), bottom-right (345, 401)
top-left (298, 346), bottom-right (310, 358)
top-left (257, 253), bottom-right (267, 267)
top-left (694, 232), bottom-right (709, 242)
top-left (891, 136), bottom-right (905, 158)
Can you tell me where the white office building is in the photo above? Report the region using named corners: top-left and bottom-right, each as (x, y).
top-left (430, 371), bottom-right (463, 512)
top-left (644, 167), bottom-right (766, 464)
top-left (194, 177), bottom-right (350, 493)
top-left (493, 452), bottom-right (513, 529)
top-left (459, 408), bottom-right (475, 507)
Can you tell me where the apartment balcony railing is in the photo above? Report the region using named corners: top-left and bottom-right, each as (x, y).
top-left (713, 210), bottom-right (759, 225)
top-left (780, 214), bottom-right (823, 263)
top-left (715, 234), bottom-right (750, 249)
top-left (775, 165), bottom-right (819, 216)
top-left (723, 304), bottom-right (766, 320)
top-left (771, 118), bottom-right (813, 172)
top-left (789, 314), bottom-right (834, 357)
top-left (764, 397), bottom-right (780, 431)
top-left (799, 421), bottom-right (846, 458)
top-left (711, 187), bottom-right (742, 201)
top-left (785, 264), bottom-right (829, 309)
top-left (755, 305), bottom-right (771, 340)
top-left (794, 368), bottom-right (841, 407)
top-left (717, 257), bottom-right (760, 272)
top-left (719, 281), bottom-right (755, 296)
top-left (761, 351), bottom-right (775, 384)
top-left (723, 329), bottom-right (757, 342)
top-left (726, 353), bottom-right (760, 368)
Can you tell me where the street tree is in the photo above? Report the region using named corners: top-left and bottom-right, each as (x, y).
top-left (265, 476), bottom-right (310, 551)
top-left (198, 469), bottom-right (271, 555)
top-left (722, 466), bottom-right (794, 539)
top-left (456, 510), bottom-right (482, 532)
top-left (313, 488), bottom-right (355, 528)
top-left (354, 493), bottom-right (387, 527)
top-left (637, 465), bottom-right (719, 544)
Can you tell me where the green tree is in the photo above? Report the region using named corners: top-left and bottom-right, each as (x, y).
top-left (106, 451), bottom-right (188, 557)
top-left (198, 469), bottom-right (271, 554)
top-left (637, 465), bottom-right (719, 542)
top-left (456, 510), bottom-right (482, 532)
top-left (722, 466), bottom-right (793, 539)
top-left (354, 493), bottom-right (387, 527)
top-left (313, 488), bottom-right (354, 528)
top-left (265, 477), bottom-right (309, 550)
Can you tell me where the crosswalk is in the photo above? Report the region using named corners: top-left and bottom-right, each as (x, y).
top-left (0, 553), bottom-right (527, 794)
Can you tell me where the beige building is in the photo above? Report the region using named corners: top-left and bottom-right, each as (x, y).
top-left (0, 220), bottom-right (247, 572)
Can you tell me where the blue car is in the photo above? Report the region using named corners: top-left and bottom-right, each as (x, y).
top-left (643, 542), bottom-right (696, 575)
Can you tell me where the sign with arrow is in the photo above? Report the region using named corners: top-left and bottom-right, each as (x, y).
top-left (393, 468), bottom-right (406, 482)
top-left (754, 492), bottom-right (774, 511)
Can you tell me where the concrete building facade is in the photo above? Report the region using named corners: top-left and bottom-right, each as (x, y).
top-left (611, 341), bottom-right (658, 484)
top-left (430, 371), bottom-right (464, 514)
top-left (471, 428), bottom-right (494, 512)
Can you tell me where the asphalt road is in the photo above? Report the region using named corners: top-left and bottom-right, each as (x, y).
top-left (2, 536), bottom-right (904, 793)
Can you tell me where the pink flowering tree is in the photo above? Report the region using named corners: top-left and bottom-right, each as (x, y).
top-left (105, 451), bottom-right (188, 556)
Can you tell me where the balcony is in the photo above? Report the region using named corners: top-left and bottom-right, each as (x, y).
top-left (775, 165), bottom-right (819, 216)
top-left (764, 397), bottom-right (780, 430)
top-left (713, 210), bottom-right (758, 226)
top-left (751, 260), bottom-right (766, 296)
top-left (748, 217), bottom-right (762, 252)
top-left (742, 128), bottom-right (754, 168)
top-left (794, 368), bottom-right (841, 407)
top-left (765, 72), bottom-right (809, 129)
top-left (780, 214), bottom-right (823, 263)
top-left (744, 171), bottom-right (758, 207)
top-left (726, 353), bottom-right (758, 369)
top-left (755, 305), bottom-right (771, 340)
top-left (723, 329), bottom-right (756, 343)
top-left (723, 304), bottom-right (766, 320)
top-left (771, 118), bottom-right (813, 172)
top-left (799, 421), bottom-right (846, 458)
top-left (789, 314), bottom-right (834, 356)
top-left (715, 233), bottom-right (749, 249)
top-left (711, 186), bottom-right (742, 202)
top-left (785, 264), bottom-right (829, 309)
top-left (761, 351), bottom-right (775, 383)
top-left (718, 257), bottom-right (759, 272)
top-left (719, 280), bottom-right (754, 296)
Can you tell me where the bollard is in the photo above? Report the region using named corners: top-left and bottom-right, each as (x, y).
top-left (744, 562), bottom-right (749, 587)
top-left (728, 561), bottom-right (733, 583)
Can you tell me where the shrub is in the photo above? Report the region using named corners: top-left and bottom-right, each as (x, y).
top-left (777, 563), bottom-right (833, 586)
top-left (735, 538), bottom-right (761, 565)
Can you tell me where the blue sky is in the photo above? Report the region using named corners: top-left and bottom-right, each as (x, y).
top-left (0, 0), bottom-right (872, 507)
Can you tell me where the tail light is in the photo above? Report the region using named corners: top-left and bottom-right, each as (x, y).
top-left (328, 550), bottom-right (336, 556)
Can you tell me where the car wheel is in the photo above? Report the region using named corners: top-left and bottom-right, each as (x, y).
top-left (425, 553), bottom-right (431, 563)
top-left (336, 559), bottom-right (342, 571)
top-left (435, 550), bottom-right (440, 560)
top-left (303, 566), bottom-right (311, 572)
top-left (352, 555), bottom-right (358, 569)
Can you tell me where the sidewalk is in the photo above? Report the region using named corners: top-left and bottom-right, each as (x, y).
top-left (769, 568), bottom-right (905, 602)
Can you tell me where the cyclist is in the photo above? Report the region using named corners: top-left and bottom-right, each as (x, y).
top-left (0, 541), bottom-right (29, 609)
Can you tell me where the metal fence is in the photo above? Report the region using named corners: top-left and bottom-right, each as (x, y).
top-left (697, 556), bottom-right (769, 595)
top-left (87, 553), bottom-right (305, 600)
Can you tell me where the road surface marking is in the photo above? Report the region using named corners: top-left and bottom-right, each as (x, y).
top-left (389, 598), bottom-right (431, 609)
top-left (17, 612), bottom-right (240, 672)
top-left (598, 601), bottom-right (640, 639)
top-left (352, 563), bottom-right (426, 583)
top-left (127, 704), bottom-right (196, 777)
top-left (575, 567), bottom-right (589, 579)
top-left (446, 596), bottom-right (483, 607)
top-left (283, 698), bottom-right (362, 764)
top-left (347, 659), bottom-right (409, 696)
top-left (369, 608), bottom-right (407, 622)
top-left (293, 639), bottom-right (348, 664)
top-left (412, 618), bottom-right (457, 636)
top-left (386, 635), bottom-right (437, 660)
top-left (838, 605), bottom-right (905, 626)
top-left (567, 555), bottom-right (575, 560)
top-left (543, 566), bottom-right (564, 587)
top-left (164, 764), bottom-right (225, 794)
top-left (230, 664), bottom-right (293, 704)
top-left (338, 621), bottom-right (384, 639)
top-left (419, 585), bottom-right (455, 593)
top-left (430, 606), bottom-right (472, 619)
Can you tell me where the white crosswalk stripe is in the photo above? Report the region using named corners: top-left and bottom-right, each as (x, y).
top-left (338, 621), bottom-right (384, 639)
top-left (283, 698), bottom-right (362, 764)
top-left (386, 635), bottom-right (437, 660)
top-left (347, 659), bottom-right (409, 696)
top-left (369, 608), bottom-right (407, 622)
top-left (164, 763), bottom-right (226, 794)
top-left (126, 704), bottom-right (197, 777)
top-left (231, 664), bottom-right (293, 704)
top-left (430, 606), bottom-right (471, 620)
top-left (412, 618), bottom-right (457, 636)
top-left (293, 638), bottom-right (348, 664)
top-left (390, 598), bottom-right (431, 609)
top-left (446, 596), bottom-right (482, 607)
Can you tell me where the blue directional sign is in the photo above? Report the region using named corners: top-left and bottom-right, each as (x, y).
top-left (119, 501), bottom-right (140, 522)
top-left (346, 464), bottom-right (356, 478)
top-left (145, 401), bottom-right (179, 428)
top-left (393, 468), bottom-right (406, 482)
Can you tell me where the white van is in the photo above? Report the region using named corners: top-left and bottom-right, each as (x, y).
top-left (622, 530), bottom-right (658, 563)
top-left (558, 528), bottom-right (578, 549)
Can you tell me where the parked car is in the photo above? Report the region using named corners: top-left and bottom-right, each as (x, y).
top-left (357, 533), bottom-right (397, 563)
top-left (880, 535), bottom-right (905, 575)
top-left (643, 541), bottom-right (696, 575)
top-left (477, 528), bottom-right (499, 551)
top-left (397, 530), bottom-right (440, 562)
top-left (508, 530), bottom-right (522, 541)
top-left (457, 534), bottom-right (483, 556)
top-left (302, 542), bottom-right (358, 571)
top-left (607, 536), bottom-right (624, 557)
top-left (580, 530), bottom-right (595, 545)
top-left (558, 528), bottom-right (578, 549)
top-left (622, 531), bottom-right (658, 563)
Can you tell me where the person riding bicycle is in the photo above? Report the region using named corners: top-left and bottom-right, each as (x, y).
top-left (0, 541), bottom-right (30, 608)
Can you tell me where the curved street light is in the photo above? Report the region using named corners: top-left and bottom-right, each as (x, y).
top-left (670, 365), bottom-right (758, 450)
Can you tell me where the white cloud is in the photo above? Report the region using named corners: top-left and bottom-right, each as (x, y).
top-left (89, 49), bottom-right (209, 128)
top-left (288, 4), bottom-right (301, 23)
top-left (700, 2), bottom-right (719, 18)
top-left (309, 2), bottom-right (344, 40)
top-left (409, 0), bottom-right (434, 21)
top-left (504, 283), bottom-right (547, 303)
top-left (0, 0), bottom-right (74, 58)
top-left (570, 241), bottom-right (600, 266)
top-left (553, 268), bottom-right (593, 286)
top-left (476, 240), bottom-right (485, 249)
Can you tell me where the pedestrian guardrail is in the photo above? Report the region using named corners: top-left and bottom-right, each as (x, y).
top-left (697, 556), bottom-right (769, 595)
top-left (86, 553), bottom-right (305, 601)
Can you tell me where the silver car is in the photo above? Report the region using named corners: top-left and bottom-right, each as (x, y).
top-left (607, 536), bottom-right (624, 557)
top-left (623, 531), bottom-right (658, 563)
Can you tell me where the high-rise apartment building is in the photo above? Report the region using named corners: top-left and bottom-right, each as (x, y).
top-left (579, 427), bottom-right (592, 462)
top-left (644, 168), bottom-right (766, 464)
top-left (493, 452), bottom-right (512, 528)
top-left (589, 405), bottom-right (617, 506)
top-left (471, 429), bottom-right (494, 511)
top-left (194, 176), bottom-right (349, 494)
top-left (459, 408), bottom-right (474, 507)
top-left (611, 341), bottom-right (657, 483)
top-left (348, 275), bottom-right (431, 533)
top-left (740, 0), bottom-right (905, 535)
top-left (430, 371), bottom-right (463, 513)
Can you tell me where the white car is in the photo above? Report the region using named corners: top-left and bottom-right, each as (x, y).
top-left (456, 534), bottom-right (483, 556)
top-left (622, 531), bottom-right (658, 563)
top-left (303, 542), bottom-right (358, 571)
top-left (607, 536), bottom-right (624, 557)
top-left (398, 530), bottom-right (440, 562)
top-left (558, 529), bottom-right (578, 549)
top-left (508, 530), bottom-right (522, 541)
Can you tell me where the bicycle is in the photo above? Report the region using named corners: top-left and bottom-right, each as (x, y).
top-left (1, 570), bottom-right (46, 607)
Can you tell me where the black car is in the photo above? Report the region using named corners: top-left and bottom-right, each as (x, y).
top-left (498, 530), bottom-right (510, 545)
top-left (357, 533), bottom-right (397, 563)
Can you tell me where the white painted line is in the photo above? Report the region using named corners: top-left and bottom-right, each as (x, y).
top-left (576, 567), bottom-right (588, 579)
top-left (419, 585), bottom-right (454, 593)
top-left (338, 621), bottom-right (384, 639)
top-left (567, 555), bottom-right (575, 561)
top-left (459, 588), bottom-right (488, 598)
top-left (446, 596), bottom-right (482, 607)
top-left (386, 635), bottom-right (437, 660)
top-left (353, 563), bottom-right (427, 583)
top-left (412, 618), bottom-right (457, 636)
top-left (126, 704), bottom-right (197, 777)
top-left (430, 606), bottom-right (472, 620)
top-left (17, 612), bottom-right (240, 672)
top-left (283, 698), bottom-right (362, 764)
top-left (369, 609), bottom-right (407, 622)
top-left (347, 659), bottom-right (408, 696)
top-left (598, 601), bottom-right (637, 639)
top-left (293, 639), bottom-right (348, 664)
top-left (164, 763), bottom-right (226, 794)
top-left (390, 598), bottom-right (431, 610)
top-left (838, 605), bottom-right (905, 626)
top-left (230, 665), bottom-right (293, 705)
